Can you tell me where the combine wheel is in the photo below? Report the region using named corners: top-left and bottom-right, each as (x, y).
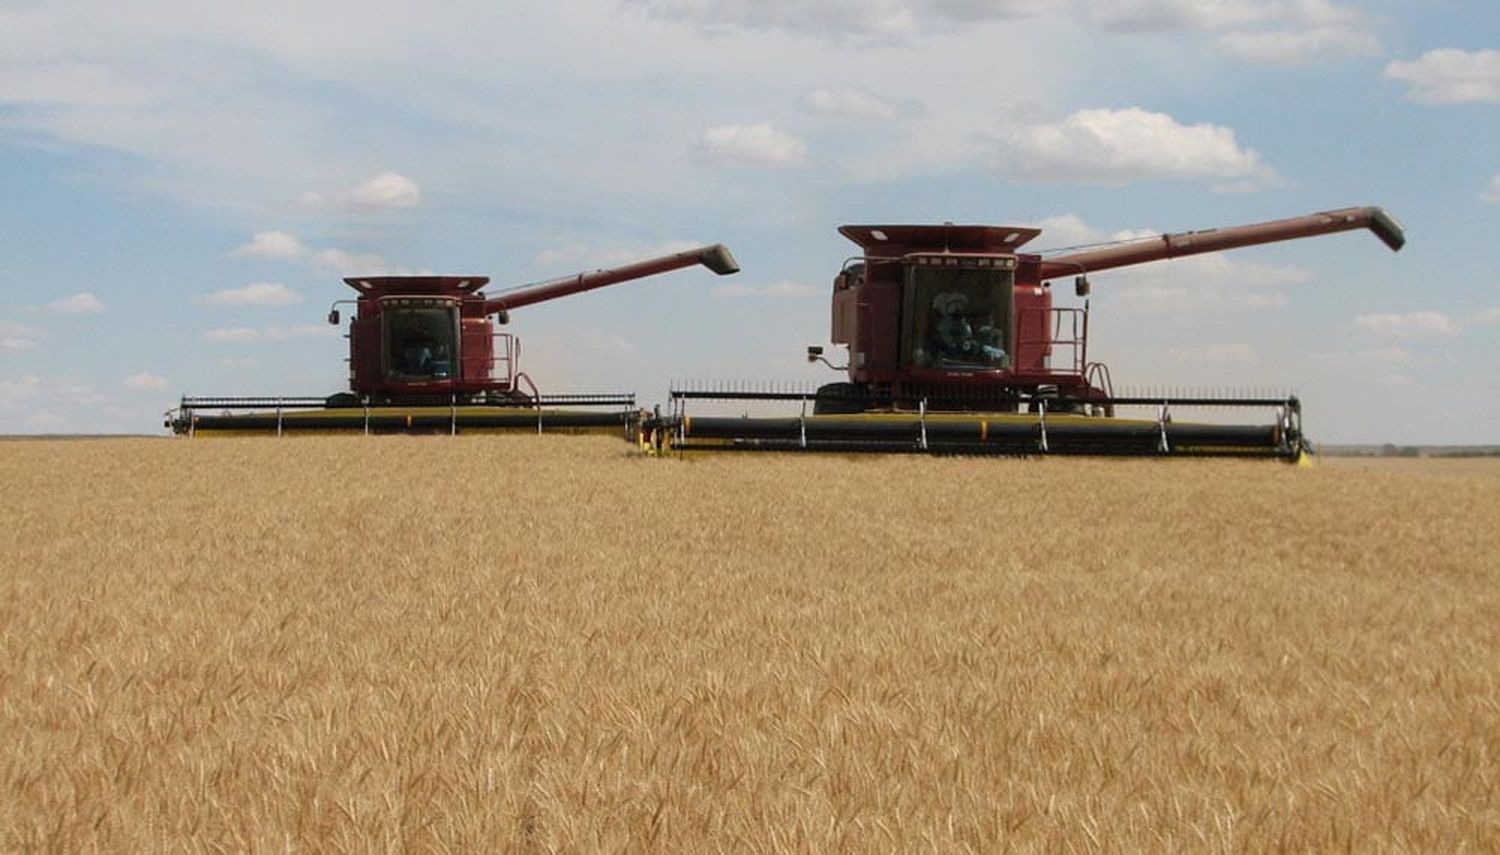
top-left (813, 382), bottom-right (866, 415)
top-left (1027, 385), bottom-right (1078, 415)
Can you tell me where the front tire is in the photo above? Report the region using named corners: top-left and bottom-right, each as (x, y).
top-left (813, 382), bottom-right (867, 415)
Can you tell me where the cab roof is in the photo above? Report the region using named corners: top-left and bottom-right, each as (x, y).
top-left (839, 225), bottom-right (1041, 258)
top-left (343, 276), bottom-right (490, 296)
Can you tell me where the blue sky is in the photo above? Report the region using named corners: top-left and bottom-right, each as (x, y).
top-left (1, 0), bottom-right (1496, 443)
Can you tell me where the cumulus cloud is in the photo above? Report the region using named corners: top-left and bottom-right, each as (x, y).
top-left (1, 320), bottom-right (44, 351)
top-left (312, 248), bottom-right (405, 276)
top-left (122, 372), bottom-right (168, 390)
top-left (1357, 346), bottom-right (1411, 366)
top-left (1484, 174), bottom-right (1500, 203)
top-left (45, 292), bottom-right (107, 314)
top-left (1027, 214), bottom-right (1101, 250)
top-left (1118, 251), bottom-right (1313, 287)
top-left (0, 372), bottom-right (117, 431)
top-left (712, 280), bottom-right (819, 298)
top-left (993, 108), bottom-right (1273, 187)
top-left (1214, 26), bottom-right (1378, 66)
top-left (204, 325), bottom-right (338, 343)
top-left (1090, 1), bottom-right (1376, 69)
top-left (631, 0), bottom-right (1061, 40)
top-left (697, 123), bottom-right (808, 168)
top-left (1385, 50), bottom-right (1500, 105)
top-left (198, 282), bottom-right (303, 307)
top-left (1033, 212), bottom-right (1313, 312)
top-left (229, 230), bottom-right (308, 259)
top-left (0, 62), bottom-right (160, 108)
top-left (0, 374), bottom-right (42, 404)
top-left (1469, 307), bottom-right (1500, 326)
top-left (800, 87), bottom-right (903, 120)
top-left (1354, 311), bottom-right (1458, 339)
top-left (1090, 0), bottom-right (1358, 32)
top-left (1116, 282), bottom-right (1290, 312)
top-left (345, 171), bottom-right (421, 209)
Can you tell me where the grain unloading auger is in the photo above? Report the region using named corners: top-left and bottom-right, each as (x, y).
top-left (649, 207), bottom-right (1404, 459)
top-left (167, 244), bottom-right (739, 436)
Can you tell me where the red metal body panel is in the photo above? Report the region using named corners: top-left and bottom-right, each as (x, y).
top-left (1013, 283), bottom-right (1052, 373)
top-left (350, 314), bottom-right (383, 394)
top-left (857, 268), bottom-right (902, 375)
top-left (460, 316), bottom-right (495, 386)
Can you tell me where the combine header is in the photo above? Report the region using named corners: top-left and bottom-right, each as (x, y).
top-left (650, 207), bottom-right (1404, 459)
top-left (168, 244), bottom-right (739, 436)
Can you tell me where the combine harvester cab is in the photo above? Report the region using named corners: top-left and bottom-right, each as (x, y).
top-left (652, 207), bottom-right (1404, 460)
top-left (168, 244), bottom-right (740, 437)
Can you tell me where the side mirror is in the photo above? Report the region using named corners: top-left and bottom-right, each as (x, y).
top-left (1074, 276), bottom-right (1091, 298)
top-left (327, 309), bottom-right (340, 325)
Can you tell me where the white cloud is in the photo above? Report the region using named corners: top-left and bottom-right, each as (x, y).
top-left (713, 280), bottom-right (819, 298)
top-left (66, 382), bottom-right (110, 406)
top-left (204, 325), bottom-right (338, 343)
top-left (1357, 346), bottom-right (1411, 366)
top-left (345, 171), bottom-right (421, 209)
top-left (992, 108), bottom-right (1273, 187)
top-left (45, 292), bottom-right (107, 314)
top-left (1484, 174), bottom-right (1500, 203)
top-left (0, 62), bottom-right (160, 107)
top-left (1116, 283), bottom-right (1289, 312)
top-left (0, 374), bottom-right (43, 409)
top-left (1027, 214), bottom-right (1101, 250)
top-left (0, 372), bottom-right (118, 432)
top-left (0, 321), bottom-right (44, 351)
top-left (1354, 311), bottom-right (1458, 339)
top-left (800, 87), bottom-right (902, 120)
top-left (1090, 0), bottom-right (1358, 32)
top-left (1385, 50), bottom-right (1500, 105)
top-left (229, 230), bottom-right (308, 259)
top-left (1167, 342), bottom-right (1258, 365)
top-left (1031, 213), bottom-right (1312, 314)
top-left (123, 372), bottom-right (168, 390)
top-left (1080, 248), bottom-right (1308, 314)
top-left (1469, 308), bottom-right (1500, 327)
top-left (1214, 26), bottom-right (1378, 66)
top-left (203, 327), bottom-right (259, 343)
top-left (198, 282), bottom-right (303, 307)
top-left (312, 248), bottom-right (405, 276)
top-left (696, 123), bottom-right (807, 168)
top-left (631, 0), bottom-right (1061, 40)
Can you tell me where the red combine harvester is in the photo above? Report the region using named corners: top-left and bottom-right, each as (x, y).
top-left (167, 244), bottom-right (739, 435)
top-left (653, 207), bottom-right (1404, 459)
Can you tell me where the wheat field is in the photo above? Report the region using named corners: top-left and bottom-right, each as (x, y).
top-left (2, 436), bottom-right (1497, 851)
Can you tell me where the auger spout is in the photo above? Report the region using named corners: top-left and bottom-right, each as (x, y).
top-left (485, 244), bottom-right (739, 313)
top-left (1038, 206), bottom-right (1404, 280)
